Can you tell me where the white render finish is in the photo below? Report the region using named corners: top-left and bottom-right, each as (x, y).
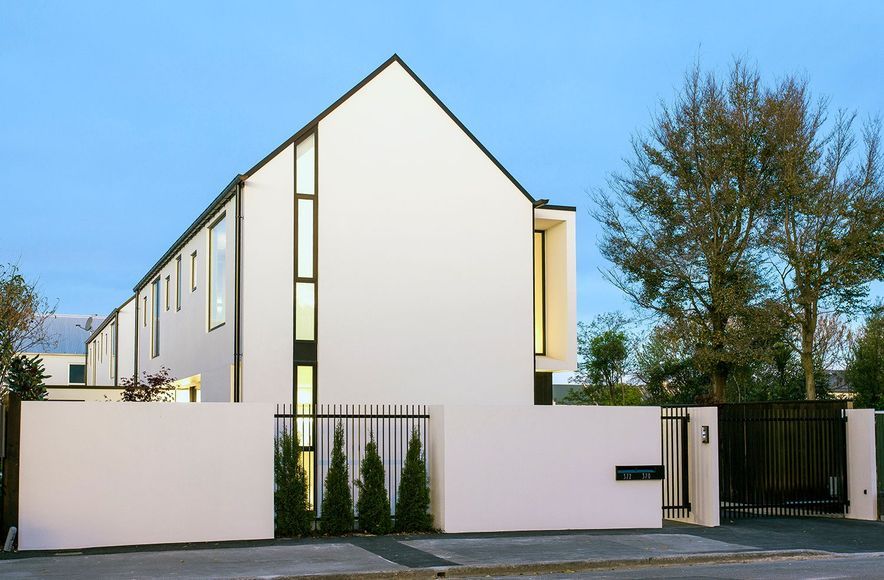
top-left (17, 402), bottom-right (274, 550)
top-left (845, 409), bottom-right (878, 521)
top-left (85, 296), bottom-right (135, 387)
top-left (534, 207), bottom-right (577, 372)
top-left (317, 61), bottom-right (535, 405)
top-left (26, 353), bottom-right (84, 386)
top-left (240, 144), bottom-right (295, 403)
top-left (46, 386), bottom-right (123, 401)
top-left (429, 405), bottom-right (663, 532)
top-left (135, 198), bottom-right (237, 402)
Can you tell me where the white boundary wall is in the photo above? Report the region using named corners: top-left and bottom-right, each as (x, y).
top-left (429, 405), bottom-right (662, 532)
top-left (845, 408), bottom-right (878, 521)
top-left (18, 402), bottom-right (274, 550)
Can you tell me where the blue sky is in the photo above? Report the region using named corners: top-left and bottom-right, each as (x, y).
top-left (2, 1), bottom-right (882, 321)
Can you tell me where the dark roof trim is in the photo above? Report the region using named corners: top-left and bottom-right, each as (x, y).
top-left (537, 204), bottom-right (577, 212)
top-left (133, 175), bottom-right (242, 291)
top-left (132, 53), bottom-right (538, 291)
top-left (87, 295), bottom-right (136, 344)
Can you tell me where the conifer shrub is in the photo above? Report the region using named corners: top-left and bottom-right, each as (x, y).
top-left (394, 427), bottom-right (432, 532)
top-left (356, 434), bottom-right (392, 534)
top-left (320, 421), bottom-right (354, 534)
top-left (274, 427), bottom-right (312, 536)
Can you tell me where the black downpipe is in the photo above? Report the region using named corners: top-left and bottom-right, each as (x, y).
top-left (133, 293), bottom-right (139, 383)
top-left (233, 180), bottom-right (243, 402)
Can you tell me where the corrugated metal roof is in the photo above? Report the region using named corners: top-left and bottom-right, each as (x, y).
top-left (25, 314), bottom-right (106, 355)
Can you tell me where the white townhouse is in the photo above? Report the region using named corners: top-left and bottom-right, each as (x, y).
top-left (87, 55), bottom-right (577, 407)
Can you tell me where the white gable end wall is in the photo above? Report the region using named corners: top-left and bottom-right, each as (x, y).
top-left (240, 144), bottom-right (295, 403)
top-left (317, 62), bottom-right (534, 405)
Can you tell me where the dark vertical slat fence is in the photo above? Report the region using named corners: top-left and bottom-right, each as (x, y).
top-left (875, 412), bottom-right (884, 519)
top-left (718, 401), bottom-right (848, 519)
top-left (274, 404), bottom-right (429, 524)
top-left (661, 406), bottom-right (691, 518)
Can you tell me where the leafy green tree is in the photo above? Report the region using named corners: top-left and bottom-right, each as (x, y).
top-left (320, 421), bottom-right (354, 534)
top-left (394, 428), bottom-right (432, 532)
top-left (274, 427), bottom-right (312, 537)
top-left (356, 435), bottom-right (392, 534)
top-left (764, 81), bottom-right (883, 399)
top-left (846, 305), bottom-right (884, 409)
top-left (595, 62), bottom-right (788, 401)
top-left (6, 354), bottom-right (49, 400)
top-left (635, 325), bottom-right (710, 404)
top-left (0, 263), bottom-right (55, 390)
top-left (567, 314), bottom-right (633, 405)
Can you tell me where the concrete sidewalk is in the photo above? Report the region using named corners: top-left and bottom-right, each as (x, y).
top-left (0, 518), bottom-right (882, 579)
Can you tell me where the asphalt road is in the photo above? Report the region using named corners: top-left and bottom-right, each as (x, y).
top-left (488, 553), bottom-right (884, 579)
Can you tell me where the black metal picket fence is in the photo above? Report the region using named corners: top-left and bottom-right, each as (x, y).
top-left (719, 401), bottom-right (849, 519)
top-left (274, 404), bottom-right (430, 522)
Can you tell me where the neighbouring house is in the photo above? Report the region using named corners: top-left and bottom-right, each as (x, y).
top-left (85, 54), bottom-right (577, 407)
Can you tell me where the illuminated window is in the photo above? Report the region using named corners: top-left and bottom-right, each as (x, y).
top-left (151, 278), bottom-right (160, 358)
top-left (296, 365), bottom-right (314, 446)
top-left (209, 214), bottom-right (227, 330)
top-left (534, 230), bottom-right (545, 355)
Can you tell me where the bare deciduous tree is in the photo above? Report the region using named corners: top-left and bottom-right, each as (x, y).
top-left (0, 263), bottom-right (56, 390)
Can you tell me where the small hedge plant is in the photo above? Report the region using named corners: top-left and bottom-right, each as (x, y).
top-left (274, 427), bottom-right (312, 536)
top-left (356, 434), bottom-right (392, 534)
top-left (394, 427), bottom-right (433, 532)
top-left (320, 421), bottom-right (354, 534)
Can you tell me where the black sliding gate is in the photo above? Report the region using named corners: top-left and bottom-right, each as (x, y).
top-left (661, 406), bottom-right (691, 518)
top-left (719, 401), bottom-right (849, 519)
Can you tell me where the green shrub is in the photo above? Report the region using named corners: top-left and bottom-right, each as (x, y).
top-left (320, 421), bottom-right (354, 534)
top-left (274, 427), bottom-right (312, 536)
top-left (7, 354), bottom-right (48, 401)
top-left (394, 428), bottom-right (432, 532)
top-left (356, 434), bottom-right (392, 534)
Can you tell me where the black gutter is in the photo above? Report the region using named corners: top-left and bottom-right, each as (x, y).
top-left (538, 204), bottom-right (577, 212)
top-left (233, 182), bottom-right (243, 402)
top-left (133, 175), bottom-right (243, 292)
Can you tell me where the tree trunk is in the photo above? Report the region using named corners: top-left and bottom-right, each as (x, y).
top-left (711, 369), bottom-right (727, 402)
top-left (800, 303), bottom-right (818, 400)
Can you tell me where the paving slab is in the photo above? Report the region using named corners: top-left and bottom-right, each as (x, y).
top-left (0, 542), bottom-right (405, 580)
top-left (403, 533), bottom-right (756, 566)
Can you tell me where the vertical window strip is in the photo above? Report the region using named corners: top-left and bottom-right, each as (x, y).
top-left (534, 230), bottom-right (546, 355)
top-left (176, 255), bottom-right (182, 310)
top-left (209, 214), bottom-right (227, 330)
top-left (294, 131), bottom-right (318, 415)
top-left (151, 278), bottom-right (160, 358)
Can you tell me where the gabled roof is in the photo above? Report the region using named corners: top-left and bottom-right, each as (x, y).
top-left (133, 54), bottom-right (536, 292)
top-left (86, 294), bottom-right (136, 344)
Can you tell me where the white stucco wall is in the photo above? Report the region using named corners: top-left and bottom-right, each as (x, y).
top-left (429, 405), bottom-right (662, 532)
top-left (846, 408), bottom-right (878, 521)
top-left (240, 144), bottom-right (295, 403)
top-left (116, 296), bottom-right (136, 382)
top-left (17, 402), bottom-right (274, 550)
top-left (46, 386), bottom-right (123, 401)
top-left (85, 296), bottom-right (136, 387)
top-left (136, 198), bottom-right (236, 401)
top-left (317, 61), bottom-right (535, 406)
top-left (27, 353), bottom-right (84, 386)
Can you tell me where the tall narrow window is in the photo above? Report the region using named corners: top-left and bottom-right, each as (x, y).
top-left (151, 278), bottom-right (160, 357)
top-left (109, 321), bottom-right (116, 381)
top-left (296, 134), bottom-right (315, 195)
top-left (176, 255), bottom-right (182, 310)
top-left (295, 365), bottom-right (314, 446)
top-left (295, 283), bottom-right (315, 340)
top-left (534, 230), bottom-right (545, 355)
top-left (297, 199), bottom-right (314, 278)
top-left (209, 214), bottom-right (227, 330)
top-left (190, 251), bottom-right (198, 291)
top-left (143, 296), bottom-right (148, 326)
top-left (164, 276), bottom-right (171, 311)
